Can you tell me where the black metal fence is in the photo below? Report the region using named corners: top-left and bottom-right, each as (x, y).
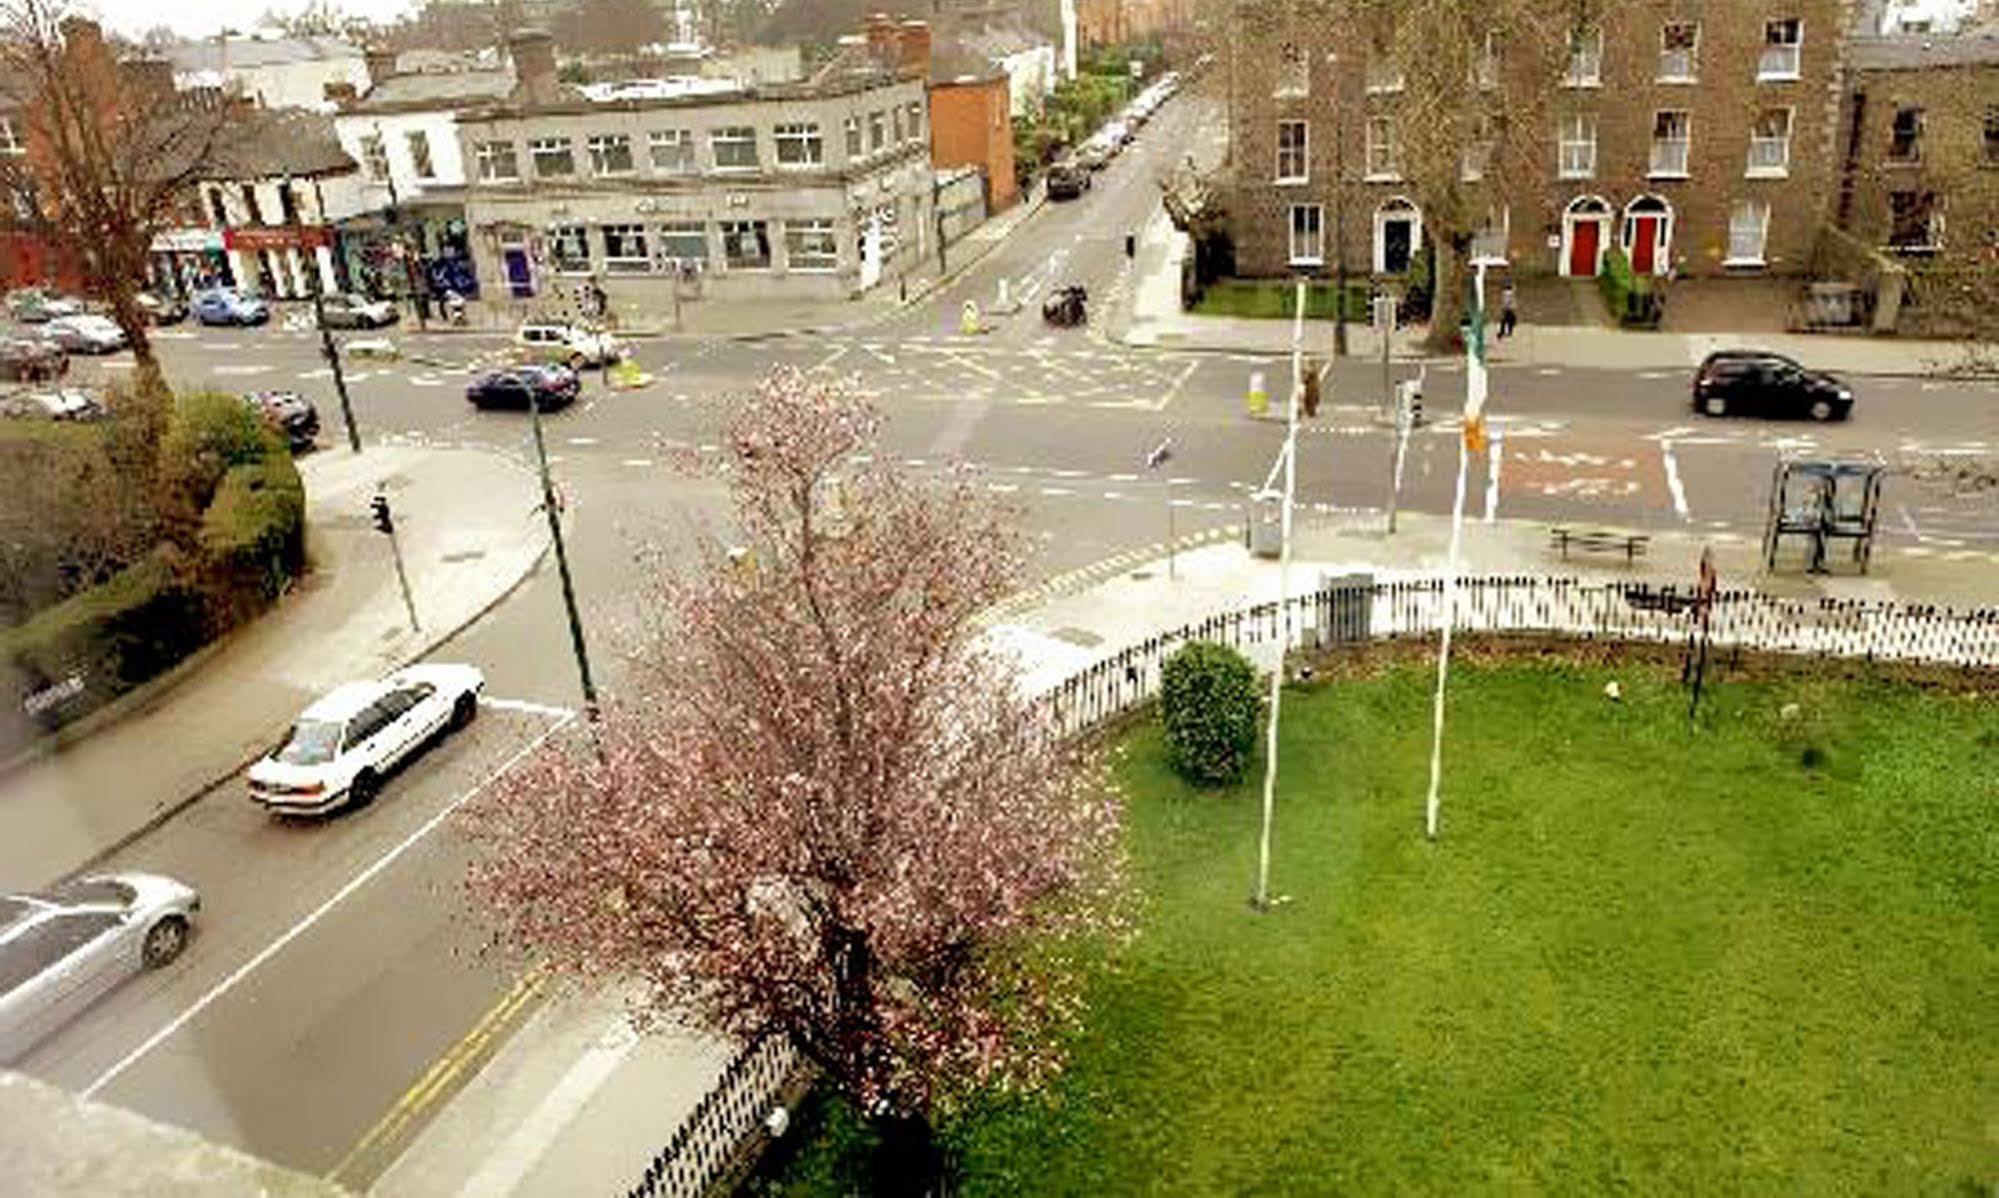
top-left (622, 574), bottom-right (1996, 1196)
top-left (1043, 576), bottom-right (1999, 738)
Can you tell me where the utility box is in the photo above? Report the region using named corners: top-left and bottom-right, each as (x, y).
top-left (1318, 571), bottom-right (1375, 644)
top-left (1249, 489), bottom-right (1285, 558)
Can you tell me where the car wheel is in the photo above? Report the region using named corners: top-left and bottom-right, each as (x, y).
top-left (451, 691), bottom-right (478, 730)
top-left (349, 769), bottom-right (379, 809)
top-left (142, 916), bottom-right (189, 968)
top-left (1808, 398), bottom-right (1836, 422)
top-left (1701, 394), bottom-right (1728, 417)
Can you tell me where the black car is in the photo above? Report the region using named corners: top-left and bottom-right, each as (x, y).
top-left (1046, 163), bottom-right (1091, 201)
top-left (467, 365), bottom-right (580, 410)
top-left (0, 336), bottom-right (68, 383)
top-left (243, 390), bottom-right (321, 452)
top-left (1693, 351), bottom-right (1854, 422)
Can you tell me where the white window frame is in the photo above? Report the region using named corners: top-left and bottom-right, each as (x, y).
top-left (601, 223), bottom-right (650, 272)
top-left (404, 130), bottom-right (436, 180)
top-left (1747, 108), bottom-right (1793, 178)
top-left (1471, 205), bottom-right (1510, 265)
top-left (1649, 110), bottom-right (1690, 179)
top-left (1474, 32), bottom-right (1499, 91)
top-left (1364, 114), bottom-right (1399, 181)
top-left (587, 133), bottom-right (635, 176)
top-left (720, 219), bottom-right (772, 269)
top-left (656, 221), bottom-right (708, 267)
top-left (1559, 113), bottom-right (1597, 179)
top-left (1726, 199), bottom-right (1770, 266)
top-left (774, 122), bottom-right (824, 167)
top-left (784, 218), bottom-right (839, 271)
top-left (1564, 26), bottom-right (1603, 87)
top-left (1275, 120), bottom-right (1308, 184)
top-left (530, 137), bottom-right (576, 178)
top-left (475, 140), bottom-right (518, 182)
top-left (1658, 22), bottom-right (1698, 83)
top-left (549, 223), bottom-right (591, 273)
top-left (359, 134), bottom-right (390, 182)
top-left (0, 114), bottom-right (21, 155)
top-left (1888, 106), bottom-right (1924, 164)
top-left (649, 129), bottom-right (695, 173)
top-left (907, 101), bottom-right (924, 140)
top-left (710, 126), bottom-right (759, 171)
top-left (1365, 53), bottom-right (1403, 95)
top-left (844, 116), bottom-right (862, 158)
top-left (1759, 18), bottom-right (1802, 81)
top-left (1460, 115), bottom-right (1494, 182)
top-left (1287, 203), bottom-right (1324, 266)
top-left (1886, 190), bottom-right (1942, 253)
top-left (868, 110), bottom-right (886, 152)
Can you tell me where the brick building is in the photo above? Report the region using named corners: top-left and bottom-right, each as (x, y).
top-left (929, 71), bottom-right (1020, 211)
top-left (1224, 0), bottom-right (1856, 285)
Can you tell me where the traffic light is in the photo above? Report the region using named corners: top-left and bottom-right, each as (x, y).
top-left (370, 493), bottom-right (394, 535)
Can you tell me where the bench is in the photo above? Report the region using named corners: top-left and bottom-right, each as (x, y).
top-left (1549, 526), bottom-right (1650, 565)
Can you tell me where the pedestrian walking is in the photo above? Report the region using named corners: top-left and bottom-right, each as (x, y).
top-left (1498, 282), bottom-right (1518, 339)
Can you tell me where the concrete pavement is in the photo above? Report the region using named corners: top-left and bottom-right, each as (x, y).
top-left (0, 443), bottom-right (549, 892)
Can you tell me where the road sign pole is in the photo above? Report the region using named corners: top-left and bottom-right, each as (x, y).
top-left (527, 385), bottom-right (600, 724)
top-left (385, 521), bottom-right (420, 632)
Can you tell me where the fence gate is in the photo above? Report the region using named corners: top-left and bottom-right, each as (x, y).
top-left (1318, 572), bottom-right (1375, 644)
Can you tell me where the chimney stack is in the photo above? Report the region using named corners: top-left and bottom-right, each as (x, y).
top-left (896, 20), bottom-right (931, 80)
top-left (507, 29), bottom-right (561, 105)
top-left (120, 55), bottom-right (176, 101)
top-left (363, 45), bottom-right (399, 92)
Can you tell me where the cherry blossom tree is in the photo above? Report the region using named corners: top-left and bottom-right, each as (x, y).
top-left (464, 368), bottom-right (1125, 1191)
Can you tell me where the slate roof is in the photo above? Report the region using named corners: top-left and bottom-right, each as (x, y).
top-left (351, 69), bottom-right (515, 111)
top-left (207, 109), bottom-right (356, 179)
top-left (1850, 32), bottom-right (1999, 68)
top-left (169, 36), bottom-right (363, 73)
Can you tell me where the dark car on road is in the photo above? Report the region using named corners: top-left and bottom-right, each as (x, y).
top-left (1692, 350), bottom-right (1854, 422)
top-left (136, 290), bottom-right (188, 326)
top-left (1046, 162), bottom-right (1092, 201)
top-left (466, 364), bottom-right (580, 411)
top-left (243, 390), bottom-right (321, 452)
top-left (0, 336), bottom-right (68, 383)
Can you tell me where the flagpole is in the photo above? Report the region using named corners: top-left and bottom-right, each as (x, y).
top-left (1424, 260), bottom-right (1489, 841)
top-left (1252, 277), bottom-right (1305, 910)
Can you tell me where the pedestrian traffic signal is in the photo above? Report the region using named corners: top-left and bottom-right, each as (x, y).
top-left (370, 493), bottom-right (394, 535)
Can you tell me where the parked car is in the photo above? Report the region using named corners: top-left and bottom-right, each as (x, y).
top-left (1046, 162), bottom-right (1092, 201)
top-left (0, 336), bottom-right (68, 383)
top-left (43, 314), bottom-right (127, 355)
top-left (5, 289), bottom-right (85, 324)
top-left (514, 322), bottom-right (625, 369)
top-left (242, 390), bottom-right (321, 452)
top-left (247, 664), bottom-right (485, 816)
top-left (0, 873), bottom-right (200, 1062)
top-left (1105, 120), bottom-right (1135, 148)
top-left (191, 288), bottom-right (270, 326)
top-left (135, 290), bottom-right (188, 326)
top-left (1692, 350), bottom-right (1854, 422)
top-left (317, 292), bottom-right (400, 330)
top-left (1076, 136), bottom-right (1115, 171)
top-left (467, 364), bottom-right (581, 410)
top-left (2, 388), bottom-right (104, 421)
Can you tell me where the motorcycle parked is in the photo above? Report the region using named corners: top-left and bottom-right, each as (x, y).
top-left (1042, 284), bottom-right (1088, 328)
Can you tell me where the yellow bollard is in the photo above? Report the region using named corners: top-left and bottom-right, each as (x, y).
top-left (961, 299), bottom-right (982, 335)
top-left (1247, 369), bottom-right (1269, 416)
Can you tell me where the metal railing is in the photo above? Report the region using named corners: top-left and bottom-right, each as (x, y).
top-left (624, 1032), bottom-right (801, 1198)
top-left (621, 574), bottom-right (1996, 1194)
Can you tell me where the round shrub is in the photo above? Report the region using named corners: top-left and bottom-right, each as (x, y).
top-left (1159, 641), bottom-right (1261, 786)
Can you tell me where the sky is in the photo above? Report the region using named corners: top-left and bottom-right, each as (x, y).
top-left (76, 0), bottom-right (418, 40)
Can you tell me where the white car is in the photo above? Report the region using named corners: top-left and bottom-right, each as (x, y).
top-left (247, 663), bottom-right (485, 815)
top-left (43, 314), bottom-right (127, 354)
top-left (1, 873), bottom-right (199, 1063)
top-left (515, 322), bottom-right (626, 369)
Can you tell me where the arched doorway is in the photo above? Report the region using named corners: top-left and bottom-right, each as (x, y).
top-left (1373, 197), bottom-right (1422, 275)
top-left (1561, 195), bottom-right (1613, 278)
top-left (1622, 195), bottom-right (1673, 276)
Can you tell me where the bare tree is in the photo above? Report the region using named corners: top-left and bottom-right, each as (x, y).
top-left (0, 0), bottom-right (235, 407)
top-left (464, 369), bottom-right (1126, 1192)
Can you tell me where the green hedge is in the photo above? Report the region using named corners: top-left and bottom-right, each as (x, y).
top-left (198, 455), bottom-right (306, 627)
top-left (1159, 641), bottom-right (1263, 786)
top-left (1599, 248), bottom-right (1664, 329)
top-left (1192, 280), bottom-right (1373, 322)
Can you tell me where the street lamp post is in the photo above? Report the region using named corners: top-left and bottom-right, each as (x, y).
top-left (1332, 58), bottom-right (1349, 358)
top-left (302, 175), bottom-right (361, 454)
top-left (525, 381), bottom-right (600, 724)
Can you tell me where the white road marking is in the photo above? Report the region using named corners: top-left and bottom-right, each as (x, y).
top-left (620, 458), bottom-right (654, 468)
top-left (1039, 486), bottom-right (1074, 496)
top-left (1109, 472), bottom-right (1139, 482)
top-left (480, 696), bottom-right (580, 719)
top-left (212, 364), bottom-right (272, 376)
top-left (565, 437), bottom-right (599, 446)
top-left (1102, 491), bottom-right (1124, 500)
top-left (988, 483), bottom-right (1019, 492)
top-left (1661, 439), bottom-right (1690, 521)
top-left (81, 710), bottom-right (579, 1099)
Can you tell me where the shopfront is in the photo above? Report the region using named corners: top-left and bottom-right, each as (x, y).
top-left (221, 225), bottom-right (339, 299)
top-left (149, 229), bottom-right (231, 298)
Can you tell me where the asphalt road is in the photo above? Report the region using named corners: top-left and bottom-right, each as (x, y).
top-left (6, 89), bottom-right (1996, 1185)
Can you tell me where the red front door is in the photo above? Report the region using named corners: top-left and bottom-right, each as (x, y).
top-left (1631, 216), bottom-right (1660, 275)
top-left (1568, 219), bottom-right (1601, 277)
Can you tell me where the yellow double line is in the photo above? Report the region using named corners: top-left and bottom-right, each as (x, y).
top-left (326, 965), bottom-right (551, 1190)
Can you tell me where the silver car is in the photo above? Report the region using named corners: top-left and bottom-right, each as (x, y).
top-left (0, 873), bottom-right (199, 1062)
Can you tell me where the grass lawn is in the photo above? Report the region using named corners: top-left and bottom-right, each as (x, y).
top-left (1191, 279), bottom-right (1373, 323)
top-left (755, 659), bottom-right (1998, 1195)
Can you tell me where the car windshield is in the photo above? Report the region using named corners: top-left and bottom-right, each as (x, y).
top-left (272, 719), bottom-right (343, 765)
top-left (40, 878), bottom-right (136, 908)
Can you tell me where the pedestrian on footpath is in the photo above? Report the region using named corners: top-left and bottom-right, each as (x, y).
top-left (1498, 282), bottom-right (1518, 339)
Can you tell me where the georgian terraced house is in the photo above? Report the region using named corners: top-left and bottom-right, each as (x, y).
top-left (454, 31), bottom-right (935, 305)
top-left (1226, 0), bottom-right (1856, 283)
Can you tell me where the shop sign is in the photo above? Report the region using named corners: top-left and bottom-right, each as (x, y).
top-left (223, 225), bottom-right (331, 252)
top-left (152, 228), bottom-right (224, 253)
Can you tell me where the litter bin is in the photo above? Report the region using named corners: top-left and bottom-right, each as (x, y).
top-left (1248, 489), bottom-right (1285, 558)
